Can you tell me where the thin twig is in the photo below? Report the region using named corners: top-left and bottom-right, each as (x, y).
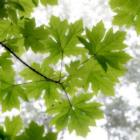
top-left (0, 42), bottom-right (60, 84)
top-left (0, 42), bottom-right (73, 107)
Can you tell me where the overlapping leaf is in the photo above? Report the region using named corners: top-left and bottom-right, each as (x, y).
top-left (110, 0), bottom-right (140, 34)
top-left (0, 19), bottom-right (25, 54)
top-left (0, 52), bottom-right (27, 111)
top-left (0, 52), bottom-right (14, 83)
top-left (78, 21), bottom-right (130, 71)
top-left (0, 116), bottom-right (23, 140)
top-left (0, 19), bottom-right (20, 41)
top-left (63, 21), bottom-right (130, 96)
top-left (15, 122), bottom-right (57, 140)
top-left (0, 1), bottom-right (131, 137)
top-left (45, 16), bottom-right (84, 62)
top-left (48, 94), bottom-right (103, 136)
top-left (5, 116), bottom-right (23, 137)
top-left (0, 0), bottom-right (25, 21)
top-left (20, 18), bottom-right (49, 52)
top-left (0, 119), bottom-right (57, 140)
top-left (0, 0), bottom-right (58, 20)
top-left (0, 85), bottom-right (28, 111)
top-left (20, 59), bottom-right (62, 106)
top-left (65, 59), bottom-right (124, 96)
top-left (20, 58), bottom-right (60, 81)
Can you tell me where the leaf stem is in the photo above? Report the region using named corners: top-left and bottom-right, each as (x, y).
top-left (80, 55), bottom-right (94, 66)
top-left (59, 50), bottom-right (64, 82)
top-left (12, 80), bottom-right (47, 86)
top-left (60, 84), bottom-right (73, 107)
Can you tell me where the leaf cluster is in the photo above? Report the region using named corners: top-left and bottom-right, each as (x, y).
top-left (0, 0), bottom-right (131, 138)
top-left (0, 116), bottom-right (57, 140)
top-left (110, 0), bottom-right (140, 34)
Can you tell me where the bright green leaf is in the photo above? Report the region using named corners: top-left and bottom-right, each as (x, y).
top-left (48, 93), bottom-right (103, 136)
top-left (20, 18), bottom-right (49, 52)
top-left (110, 0), bottom-right (140, 34)
top-left (5, 116), bottom-right (23, 136)
top-left (79, 21), bottom-right (131, 71)
top-left (15, 122), bottom-right (57, 140)
top-left (45, 16), bottom-right (84, 62)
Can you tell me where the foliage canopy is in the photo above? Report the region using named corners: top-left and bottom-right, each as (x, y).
top-left (0, 0), bottom-right (134, 139)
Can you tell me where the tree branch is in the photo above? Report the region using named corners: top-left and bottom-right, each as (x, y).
top-left (0, 42), bottom-right (60, 84)
top-left (0, 42), bottom-right (73, 107)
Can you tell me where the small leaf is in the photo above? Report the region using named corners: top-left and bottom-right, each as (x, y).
top-left (109, 0), bottom-right (140, 34)
top-left (15, 122), bottom-right (57, 140)
top-left (5, 116), bottom-right (23, 136)
top-left (20, 18), bottom-right (49, 52)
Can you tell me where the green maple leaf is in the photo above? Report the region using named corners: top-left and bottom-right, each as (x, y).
top-left (0, 0), bottom-right (131, 137)
top-left (48, 94), bottom-right (103, 136)
top-left (0, 19), bottom-right (24, 54)
top-left (16, 0), bottom-right (37, 17)
top-left (0, 53), bottom-right (27, 111)
top-left (65, 58), bottom-right (126, 96)
top-left (0, 52), bottom-right (15, 92)
top-left (110, 0), bottom-right (140, 34)
top-left (0, 116), bottom-right (23, 140)
top-left (20, 59), bottom-right (62, 106)
top-left (78, 21), bottom-right (130, 72)
top-left (20, 58), bottom-right (60, 81)
top-left (64, 61), bottom-right (84, 94)
top-left (0, 0), bottom-right (58, 20)
top-left (0, 0), bottom-right (40, 20)
top-left (0, 0), bottom-right (24, 21)
top-left (0, 19), bottom-right (20, 41)
top-left (20, 18), bottom-right (49, 52)
top-left (0, 85), bottom-right (27, 112)
top-left (15, 122), bottom-right (57, 140)
top-left (20, 63), bottom-right (43, 81)
top-left (5, 116), bottom-right (23, 137)
top-left (45, 16), bottom-right (84, 62)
